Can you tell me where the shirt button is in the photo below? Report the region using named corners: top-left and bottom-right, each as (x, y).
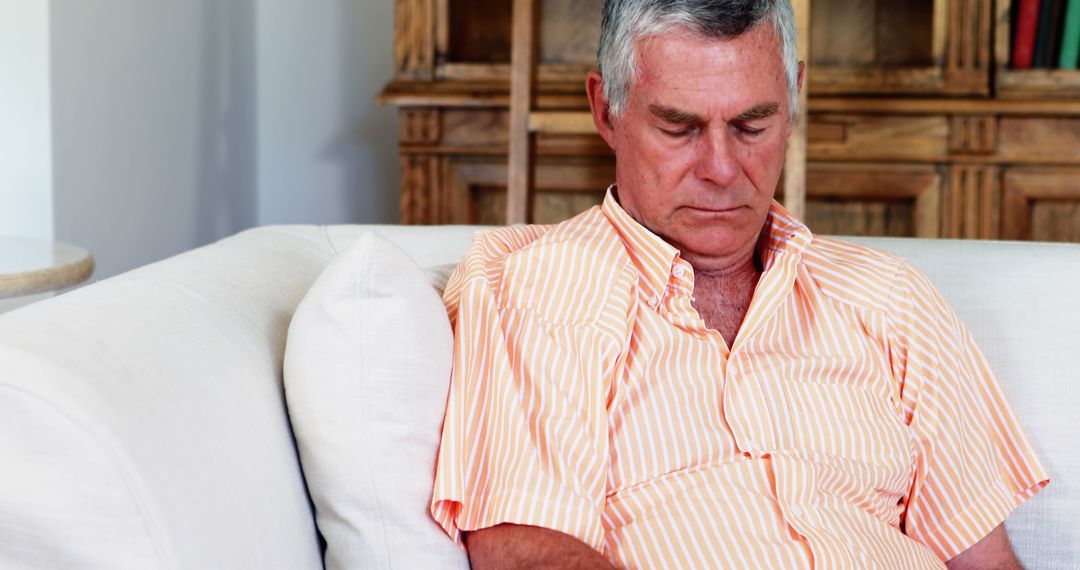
top-left (673, 266), bottom-right (687, 278)
top-left (648, 294), bottom-right (660, 307)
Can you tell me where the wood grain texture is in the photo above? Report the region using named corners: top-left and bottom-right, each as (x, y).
top-left (399, 108), bottom-right (442, 145)
top-left (382, 0), bottom-right (1080, 241)
top-left (945, 165), bottom-right (1000, 239)
top-left (506, 0), bottom-right (539, 224)
top-left (446, 0), bottom-right (512, 63)
top-left (949, 115), bottom-right (997, 154)
top-left (877, 0), bottom-right (934, 66)
top-left (943, 0), bottom-right (992, 94)
top-left (1002, 168), bottom-right (1080, 241)
top-left (395, 0), bottom-right (436, 80)
top-left (784, 0), bottom-right (811, 220)
top-left (539, 0), bottom-right (602, 64)
top-left (400, 154), bottom-right (440, 224)
top-left (528, 111), bottom-right (596, 134)
top-left (800, 163), bottom-right (942, 237)
top-left (811, 0), bottom-right (876, 65)
top-left (808, 114), bottom-right (950, 161)
top-left (998, 117), bottom-right (1080, 163)
top-left (449, 159), bottom-right (613, 224)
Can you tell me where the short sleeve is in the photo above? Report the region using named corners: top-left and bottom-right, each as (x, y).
top-left (887, 262), bottom-right (1048, 562)
top-left (429, 231), bottom-right (630, 553)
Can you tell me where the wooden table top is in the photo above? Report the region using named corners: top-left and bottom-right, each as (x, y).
top-left (0, 237), bottom-right (94, 299)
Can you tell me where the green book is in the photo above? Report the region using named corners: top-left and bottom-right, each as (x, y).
top-left (1061, 0), bottom-right (1080, 69)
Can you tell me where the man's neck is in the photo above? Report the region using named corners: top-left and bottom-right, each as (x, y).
top-left (689, 254), bottom-right (762, 346)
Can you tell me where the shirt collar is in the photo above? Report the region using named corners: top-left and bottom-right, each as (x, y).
top-left (600, 185), bottom-right (813, 298)
top-left (601, 186), bottom-right (681, 304)
top-left (759, 200), bottom-right (813, 268)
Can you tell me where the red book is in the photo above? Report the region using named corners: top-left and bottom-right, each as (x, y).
top-left (1013, 0), bottom-right (1044, 69)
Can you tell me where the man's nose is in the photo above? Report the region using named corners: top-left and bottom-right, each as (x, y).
top-left (695, 128), bottom-right (742, 187)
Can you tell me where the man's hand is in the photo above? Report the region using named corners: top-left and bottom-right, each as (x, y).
top-left (946, 524), bottom-right (1023, 570)
top-left (464, 524), bottom-right (617, 570)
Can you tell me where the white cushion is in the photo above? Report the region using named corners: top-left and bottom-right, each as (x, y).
top-left (284, 232), bottom-right (469, 570)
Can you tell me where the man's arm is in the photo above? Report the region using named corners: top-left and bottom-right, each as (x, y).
top-left (465, 524), bottom-right (617, 570)
top-left (945, 524), bottom-right (1022, 570)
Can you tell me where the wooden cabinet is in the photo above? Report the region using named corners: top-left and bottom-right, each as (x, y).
top-left (380, 0), bottom-right (1080, 243)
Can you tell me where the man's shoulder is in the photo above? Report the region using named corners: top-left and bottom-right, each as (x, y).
top-left (800, 235), bottom-right (912, 312)
top-left (456, 207), bottom-right (634, 324)
top-left (466, 206), bottom-right (626, 268)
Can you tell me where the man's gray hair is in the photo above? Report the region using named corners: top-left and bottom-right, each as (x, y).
top-left (597, 0), bottom-right (800, 118)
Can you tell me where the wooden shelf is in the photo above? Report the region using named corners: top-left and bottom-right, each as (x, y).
top-left (380, 81), bottom-right (1080, 116)
top-left (385, 0), bottom-right (1080, 242)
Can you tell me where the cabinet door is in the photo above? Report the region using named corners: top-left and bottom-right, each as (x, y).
top-left (1003, 168), bottom-right (1080, 242)
top-left (792, 163), bottom-right (943, 237)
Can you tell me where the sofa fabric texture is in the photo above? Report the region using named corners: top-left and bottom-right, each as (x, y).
top-left (0, 224), bottom-right (1075, 569)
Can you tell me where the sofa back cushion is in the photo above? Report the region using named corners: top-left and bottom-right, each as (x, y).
top-left (0, 226), bottom-right (333, 570)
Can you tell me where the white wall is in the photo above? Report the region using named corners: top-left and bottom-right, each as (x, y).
top-left (51, 0), bottom-right (258, 281)
top-left (256, 0), bottom-right (399, 225)
top-left (0, 0), bottom-right (53, 240)
top-left (46, 1), bottom-right (399, 281)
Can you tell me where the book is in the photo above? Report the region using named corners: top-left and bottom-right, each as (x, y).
top-left (1013, 0), bottom-right (1043, 69)
top-left (1061, 0), bottom-right (1080, 68)
top-left (1034, 0), bottom-right (1066, 67)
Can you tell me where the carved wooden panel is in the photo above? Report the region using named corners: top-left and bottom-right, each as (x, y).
top-left (399, 108), bottom-right (442, 145)
top-left (998, 118), bottom-right (1080, 164)
top-left (400, 154), bottom-right (440, 224)
top-left (1003, 168), bottom-right (1080, 242)
top-left (944, 0), bottom-right (991, 93)
top-left (395, 0), bottom-right (436, 80)
top-left (944, 165), bottom-right (1000, 239)
top-left (808, 115), bottom-right (950, 162)
top-left (799, 163), bottom-right (942, 237)
top-left (949, 115), bottom-right (996, 155)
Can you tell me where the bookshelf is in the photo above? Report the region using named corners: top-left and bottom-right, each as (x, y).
top-left (995, 0), bottom-right (1080, 98)
top-left (380, 0), bottom-right (1080, 243)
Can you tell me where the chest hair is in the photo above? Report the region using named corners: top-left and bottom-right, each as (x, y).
top-left (690, 269), bottom-right (761, 346)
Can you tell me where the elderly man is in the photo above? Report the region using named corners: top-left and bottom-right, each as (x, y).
top-left (430, 1), bottom-right (1047, 568)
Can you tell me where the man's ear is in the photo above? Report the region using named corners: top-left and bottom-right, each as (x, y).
top-left (586, 71), bottom-right (617, 150)
top-left (797, 60), bottom-right (805, 94)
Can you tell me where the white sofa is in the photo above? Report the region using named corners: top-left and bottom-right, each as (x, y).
top-left (0, 224), bottom-right (1077, 569)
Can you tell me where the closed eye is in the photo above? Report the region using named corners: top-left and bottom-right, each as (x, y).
top-left (661, 126), bottom-right (697, 138)
top-left (736, 124), bottom-right (766, 138)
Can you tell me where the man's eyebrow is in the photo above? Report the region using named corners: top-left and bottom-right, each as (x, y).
top-left (734, 102), bottom-right (781, 122)
top-left (649, 104), bottom-right (703, 125)
top-left (649, 102), bottom-right (782, 125)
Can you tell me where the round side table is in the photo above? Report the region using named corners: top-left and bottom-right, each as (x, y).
top-left (0, 237), bottom-right (95, 299)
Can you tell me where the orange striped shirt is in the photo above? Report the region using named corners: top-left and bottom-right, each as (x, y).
top-left (431, 188), bottom-right (1047, 569)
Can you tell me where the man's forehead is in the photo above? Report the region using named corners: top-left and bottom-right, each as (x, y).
top-left (631, 28), bottom-right (787, 120)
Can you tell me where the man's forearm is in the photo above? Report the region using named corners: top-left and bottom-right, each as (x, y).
top-left (465, 523), bottom-right (617, 570)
